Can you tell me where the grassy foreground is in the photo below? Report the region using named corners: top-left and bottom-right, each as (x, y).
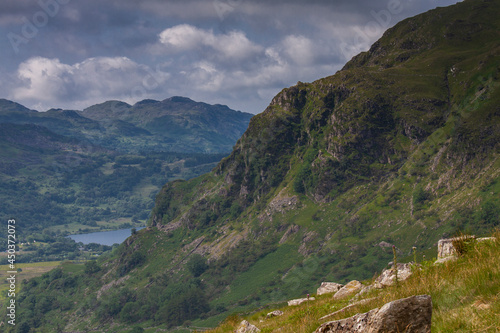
top-left (206, 232), bottom-right (500, 333)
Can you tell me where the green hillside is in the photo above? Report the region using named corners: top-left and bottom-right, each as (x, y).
top-left (3, 0), bottom-right (499, 331)
top-left (208, 233), bottom-right (500, 332)
top-left (0, 98), bottom-right (251, 254)
top-left (0, 122), bottom-right (226, 234)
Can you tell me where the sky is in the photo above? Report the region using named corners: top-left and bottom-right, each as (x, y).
top-left (0, 0), bottom-right (461, 114)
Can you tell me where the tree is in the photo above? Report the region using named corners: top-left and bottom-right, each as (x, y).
top-left (120, 302), bottom-right (139, 323)
top-left (84, 260), bottom-right (100, 275)
top-left (413, 185), bottom-right (428, 207)
top-left (155, 287), bottom-right (210, 327)
top-left (186, 254), bottom-right (208, 277)
top-left (17, 321), bottom-right (31, 333)
top-left (130, 327), bottom-right (144, 333)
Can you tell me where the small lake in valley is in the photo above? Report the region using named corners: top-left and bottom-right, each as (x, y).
top-left (68, 227), bottom-right (146, 246)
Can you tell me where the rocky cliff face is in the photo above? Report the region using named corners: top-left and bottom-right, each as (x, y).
top-left (148, 3), bottom-right (500, 312)
top-left (152, 0), bottom-right (499, 241)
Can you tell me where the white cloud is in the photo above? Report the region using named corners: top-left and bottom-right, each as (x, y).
top-left (188, 61), bottom-right (224, 92)
top-left (281, 35), bottom-right (315, 66)
top-left (159, 24), bottom-right (209, 51)
top-left (14, 57), bottom-right (74, 102)
top-left (214, 31), bottom-right (262, 60)
top-left (8, 24), bottom-right (344, 113)
top-left (153, 24), bottom-right (347, 112)
top-left (12, 56), bottom-right (170, 109)
top-left (158, 24), bottom-right (262, 61)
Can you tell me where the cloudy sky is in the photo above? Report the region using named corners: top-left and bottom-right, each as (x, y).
top-left (0, 0), bottom-right (460, 114)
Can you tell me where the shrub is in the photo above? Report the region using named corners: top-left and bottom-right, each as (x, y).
top-left (452, 233), bottom-right (476, 256)
top-left (120, 302), bottom-right (140, 323)
top-left (413, 185), bottom-right (428, 206)
top-left (155, 287), bottom-right (210, 327)
top-left (84, 260), bottom-right (100, 275)
top-left (119, 251), bottom-right (146, 276)
top-left (187, 254), bottom-right (208, 277)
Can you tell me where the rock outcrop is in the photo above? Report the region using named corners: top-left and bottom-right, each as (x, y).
top-left (317, 282), bottom-right (344, 296)
top-left (97, 275), bottom-right (130, 299)
top-left (435, 236), bottom-right (495, 264)
top-left (266, 310), bottom-right (284, 318)
top-left (236, 320), bottom-right (261, 333)
top-left (320, 297), bottom-right (378, 321)
top-left (374, 263), bottom-right (414, 288)
top-left (316, 308), bottom-right (378, 333)
top-left (315, 295), bottom-right (432, 333)
top-left (437, 238), bottom-right (458, 259)
top-left (333, 280), bottom-right (363, 300)
top-left (288, 297), bottom-right (316, 306)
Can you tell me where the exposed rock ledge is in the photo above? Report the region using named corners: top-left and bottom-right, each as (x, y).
top-left (315, 295), bottom-right (432, 333)
top-left (317, 282), bottom-right (344, 296)
top-left (288, 296), bottom-right (316, 306)
top-left (435, 236), bottom-right (496, 264)
top-left (97, 275), bottom-right (130, 299)
top-left (236, 320), bottom-right (261, 332)
top-left (374, 262), bottom-right (414, 288)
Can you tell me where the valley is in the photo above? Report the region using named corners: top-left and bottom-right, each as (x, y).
top-left (0, 98), bottom-right (252, 263)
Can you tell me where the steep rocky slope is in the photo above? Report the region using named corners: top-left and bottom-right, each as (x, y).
top-left (151, 0), bottom-right (499, 252)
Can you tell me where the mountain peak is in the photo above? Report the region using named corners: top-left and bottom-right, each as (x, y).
top-left (163, 96), bottom-right (195, 104)
top-left (0, 99), bottom-right (35, 113)
top-left (80, 100), bottom-right (132, 121)
top-left (134, 99), bottom-right (160, 106)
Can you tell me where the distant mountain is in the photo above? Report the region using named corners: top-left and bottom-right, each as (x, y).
top-left (0, 97), bottom-right (251, 235)
top-left (0, 97), bottom-right (254, 153)
top-left (0, 98), bottom-right (35, 113)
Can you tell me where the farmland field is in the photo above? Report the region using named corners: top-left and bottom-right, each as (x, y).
top-left (0, 261), bottom-right (65, 301)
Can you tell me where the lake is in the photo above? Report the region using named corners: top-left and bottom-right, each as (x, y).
top-left (68, 227), bottom-right (146, 246)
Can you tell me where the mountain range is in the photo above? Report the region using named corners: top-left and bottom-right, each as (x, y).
top-left (0, 97), bottom-right (253, 153)
top-left (3, 0), bottom-right (500, 331)
top-left (0, 97), bottom-right (252, 237)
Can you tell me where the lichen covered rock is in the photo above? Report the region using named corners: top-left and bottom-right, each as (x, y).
top-left (317, 282), bottom-right (344, 296)
top-left (235, 320), bottom-right (261, 333)
top-left (374, 263), bottom-right (414, 288)
top-left (333, 280), bottom-right (363, 299)
top-left (315, 295), bottom-right (432, 333)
